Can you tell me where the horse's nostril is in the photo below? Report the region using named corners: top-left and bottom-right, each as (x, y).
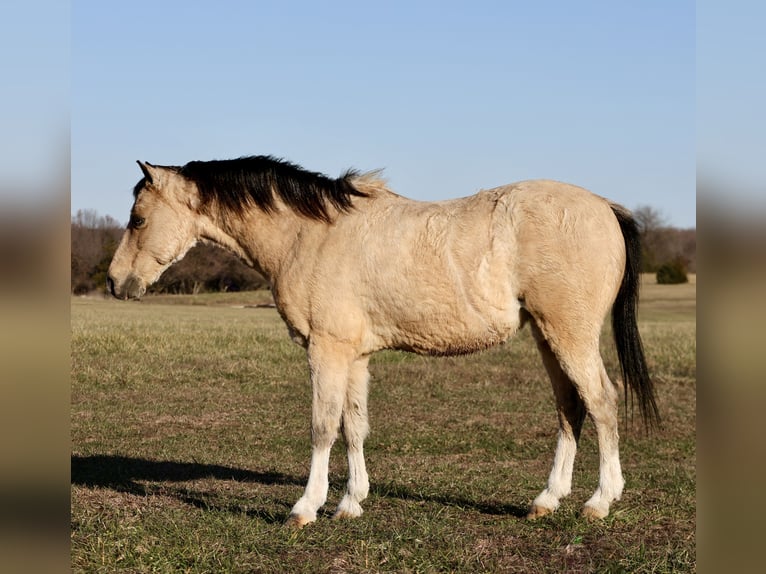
top-left (106, 276), bottom-right (115, 297)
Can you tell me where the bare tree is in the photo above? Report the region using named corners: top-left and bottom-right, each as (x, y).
top-left (71, 210), bottom-right (123, 293)
top-left (633, 205), bottom-right (668, 236)
top-left (632, 205), bottom-right (695, 273)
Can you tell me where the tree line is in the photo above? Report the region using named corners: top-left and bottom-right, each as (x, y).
top-left (632, 205), bottom-right (696, 280)
top-left (71, 206), bottom-right (695, 295)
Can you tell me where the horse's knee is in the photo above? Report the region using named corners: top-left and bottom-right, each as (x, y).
top-left (342, 361), bottom-right (370, 446)
top-left (311, 412), bottom-right (342, 449)
top-left (310, 386), bottom-right (345, 447)
top-left (342, 404), bottom-right (369, 442)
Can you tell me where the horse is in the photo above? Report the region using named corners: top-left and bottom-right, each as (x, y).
top-left (107, 155), bottom-right (659, 527)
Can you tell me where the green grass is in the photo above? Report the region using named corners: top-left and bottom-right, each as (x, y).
top-left (71, 276), bottom-right (695, 572)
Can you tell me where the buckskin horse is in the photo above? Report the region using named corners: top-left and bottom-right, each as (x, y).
top-left (107, 156), bottom-right (659, 527)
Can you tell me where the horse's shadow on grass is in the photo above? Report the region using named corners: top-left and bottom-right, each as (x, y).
top-left (369, 481), bottom-right (529, 518)
top-left (71, 454), bottom-right (528, 521)
top-left (71, 454), bottom-right (302, 523)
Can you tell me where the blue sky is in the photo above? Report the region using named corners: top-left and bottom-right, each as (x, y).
top-left (697, 0), bottom-right (766, 210)
top-left (0, 1), bottom-right (68, 197)
top-left (69, 1), bottom-right (695, 227)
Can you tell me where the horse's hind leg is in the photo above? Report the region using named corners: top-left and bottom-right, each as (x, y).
top-left (528, 322), bottom-right (624, 520)
top-left (334, 356), bottom-right (370, 520)
top-left (580, 360), bottom-right (624, 519)
top-left (527, 322), bottom-right (587, 519)
top-left (286, 340), bottom-right (352, 528)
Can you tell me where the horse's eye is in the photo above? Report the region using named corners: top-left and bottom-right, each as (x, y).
top-left (130, 215), bottom-right (146, 229)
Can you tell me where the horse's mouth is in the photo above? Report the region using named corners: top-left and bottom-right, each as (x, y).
top-left (107, 274), bottom-right (146, 300)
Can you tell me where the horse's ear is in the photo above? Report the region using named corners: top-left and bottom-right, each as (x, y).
top-left (136, 160), bottom-right (152, 183)
top-left (137, 160), bottom-right (157, 184)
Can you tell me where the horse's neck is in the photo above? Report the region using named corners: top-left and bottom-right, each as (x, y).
top-left (204, 208), bottom-right (311, 280)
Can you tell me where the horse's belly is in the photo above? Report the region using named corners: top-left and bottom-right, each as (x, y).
top-left (380, 304), bottom-right (522, 356)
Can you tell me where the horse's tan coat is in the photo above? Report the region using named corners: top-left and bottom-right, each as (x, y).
top-left (108, 162), bottom-right (640, 526)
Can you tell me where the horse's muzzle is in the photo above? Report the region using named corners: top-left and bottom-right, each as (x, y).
top-left (106, 274), bottom-right (144, 300)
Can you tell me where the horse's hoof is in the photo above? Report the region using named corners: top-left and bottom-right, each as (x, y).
top-left (526, 504), bottom-right (554, 520)
top-left (284, 513), bottom-right (314, 529)
top-left (333, 498), bottom-right (363, 520)
top-left (332, 509), bottom-right (361, 521)
top-left (581, 504), bottom-right (608, 520)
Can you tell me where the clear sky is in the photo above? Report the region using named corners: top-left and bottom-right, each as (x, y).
top-left (697, 0), bottom-right (766, 215)
top-left (70, 1), bottom-right (695, 227)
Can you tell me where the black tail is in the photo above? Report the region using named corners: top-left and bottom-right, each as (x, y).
top-left (611, 205), bottom-right (661, 429)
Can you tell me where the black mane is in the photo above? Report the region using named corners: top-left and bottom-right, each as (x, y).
top-left (176, 155), bottom-right (366, 222)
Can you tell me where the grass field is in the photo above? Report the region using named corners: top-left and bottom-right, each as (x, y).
top-left (71, 275), bottom-right (696, 573)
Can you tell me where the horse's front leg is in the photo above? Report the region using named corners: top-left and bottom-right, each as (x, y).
top-left (285, 340), bottom-right (352, 528)
top-left (334, 356), bottom-right (370, 520)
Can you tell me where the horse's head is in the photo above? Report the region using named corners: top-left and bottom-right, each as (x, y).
top-left (107, 161), bottom-right (201, 299)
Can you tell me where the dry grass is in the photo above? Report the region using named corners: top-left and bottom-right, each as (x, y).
top-left (71, 276), bottom-right (695, 572)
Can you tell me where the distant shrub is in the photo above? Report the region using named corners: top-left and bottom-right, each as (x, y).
top-left (656, 259), bottom-right (688, 284)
